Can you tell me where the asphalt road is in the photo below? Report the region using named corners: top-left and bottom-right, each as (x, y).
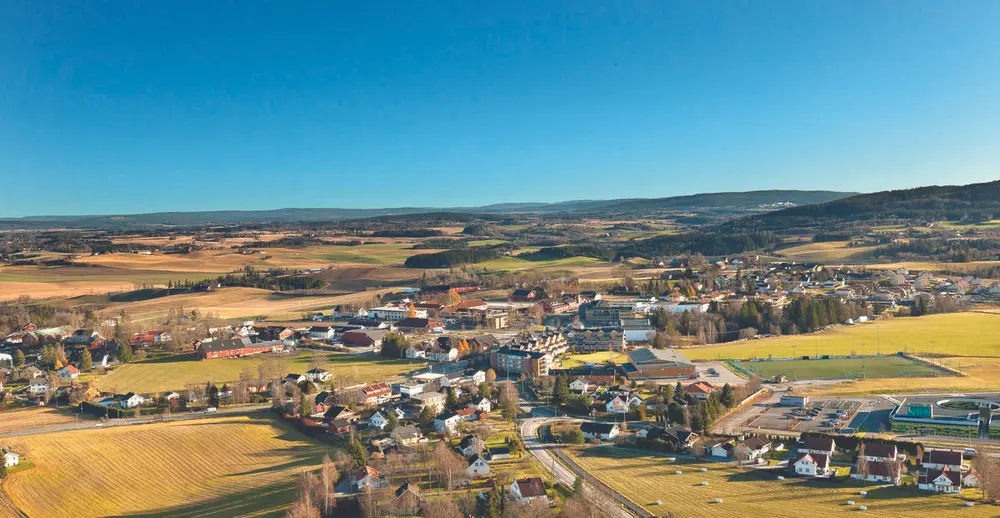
top-left (520, 416), bottom-right (650, 518)
top-left (0, 404), bottom-right (273, 439)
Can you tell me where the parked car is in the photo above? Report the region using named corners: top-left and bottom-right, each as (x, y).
top-left (964, 448), bottom-right (978, 457)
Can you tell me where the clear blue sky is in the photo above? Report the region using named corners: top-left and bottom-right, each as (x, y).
top-left (1, 1), bottom-right (998, 217)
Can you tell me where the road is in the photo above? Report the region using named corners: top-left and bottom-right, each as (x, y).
top-left (520, 417), bottom-right (651, 518)
top-left (0, 404), bottom-right (272, 439)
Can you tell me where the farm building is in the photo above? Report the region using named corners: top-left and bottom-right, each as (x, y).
top-left (779, 394), bottom-right (809, 407)
top-left (622, 348), bottom-right (696, 379)
top-left (195, 337), bottom-right (283, 360)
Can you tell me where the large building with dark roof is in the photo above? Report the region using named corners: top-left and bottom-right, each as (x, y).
top-left (622, 347), bottom-right (696, 379)
top-left (196, 337), bottom-right (283, 360)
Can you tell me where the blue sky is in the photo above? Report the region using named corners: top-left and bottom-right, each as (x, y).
top-left (1, 1), bottom-right (998, 217)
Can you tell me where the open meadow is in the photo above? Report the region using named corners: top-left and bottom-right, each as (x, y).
top-left (683, 312), bottom-right (1000, 361)
top-left (0, 265), bottom-right (217, 301)
top-left (800, 356), bottom-right (1000, 396)
top-left (776, 241), bottom-right (877, 263)
top-left (0, 408), bottom-right (80, 435)
top-left (565, 447), bottom-right (989, 518)
top-left (731, 356), bottom-right (946, 380)
top-left (95, 349), bottom-right (421, 393)
top-left (0, 414), bottom-right (327, 518)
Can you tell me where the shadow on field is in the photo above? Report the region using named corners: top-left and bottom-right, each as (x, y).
top-left (133, 353), bottom-right (200, 364)
top-left (122, 479), bottom-right (299, 518)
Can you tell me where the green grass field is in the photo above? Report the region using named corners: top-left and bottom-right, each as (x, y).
top-left (730, 356), bottom-right (947, 380)
top-left (96, 350), bottom-right (421, 393)
top-left (683, 312), bottom-right (1000, 361)
top-left (476, 255), bottom-right (604, 270)
top-left (285, 243), bottom-right (440, 265)
top-left (565, 447), bottom-right (988, 518)
top-left (558, 351), bottom-right (628, 369)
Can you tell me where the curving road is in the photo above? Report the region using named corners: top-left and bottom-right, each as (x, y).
top-left (520, 416), bottom-right (652, 518)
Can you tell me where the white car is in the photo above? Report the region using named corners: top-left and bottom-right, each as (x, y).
top-left (206, 407), bottom-right (218, 413)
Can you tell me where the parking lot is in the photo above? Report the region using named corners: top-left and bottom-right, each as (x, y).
top-left (746, 396), bottom-right (875, 434)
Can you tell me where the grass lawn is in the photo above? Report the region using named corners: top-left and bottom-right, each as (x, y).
top-left (731, 356), bottom-right (947, 380)
top-left (565, 447), bottom-right (989, 517)
top-left (0, 407), bottom-right (83, 435)
top-left (95, 350), bottom-right (421, 393)
top-left (476, 256), bottom-right (605, 271)
top-left (803, 356), bottom-right (1000, 396)
top-left (1, 415), bottom-right (329, 518)
top-left (559, 351), bottom-right (629, 369)
top-left (682, 312), bottom-right (1000, 361)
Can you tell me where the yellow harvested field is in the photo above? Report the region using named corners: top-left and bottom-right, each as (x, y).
top-left (97, 287), bottom-right (379, 322)
top-left (95, 350), bottom-right (421, 393)
top-left (0, 265), bottom-right (215, 301)
top-left (0, 408), bottom-right (79, 435)
top-left (1, 415), bottom-right (327, 518)
top-left (683, 312), bottom-right (1000, 360)
top-left (777, 241), bottom-right (876, 263)
top-left (566, 447), bottom-right (989, 517)
top-left (859, 261), bottom-right (1000, 273)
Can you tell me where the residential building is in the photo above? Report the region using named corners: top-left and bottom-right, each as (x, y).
top-left (469, 396), bottom-right (492, 412)
top-left (395, 317), bottom-right (440, 334)
top-left (861, 443), bottom-right (899, 462)
top-left (799, 437), bottom-right (836, 456)
top-left (304, 368), bottom-right (331, 383)
top-left (919, 469), bottom-right (962, 493)
top-left (605, 396), bottom-right (629, 414)
top-left (707, 440), bottom-right (735, 458)
top-left (684, 381), bottom-right (715, 400)
top-left (57, 365), bottom-right (80, 382)
top-left (2, 449), bottom-right (19, 468)
top-left (392, 425), bottom-right (424, 446)
top-left (510, 289), bottom-right (538, 302)
top-left (490, 347), bottom-right (552, 377)
top-left (566, 327), bottom-right (626, 352)
top-left (369, 306), bottom-right (427, 321)
top-left (579, 300), bottom-right (634, 326)
top-left (622, 348), bottom-right (696, 379)
top-left (435, 412), bottom-right (464, 433)
top-left (308, 326), bottom-right (336, 341)
top-left (410, 392), bottom-right (446, 414)
top-left (580, 422), bottom-right (620, 441)
top-left (341, 329), bottom-right (389, 349)
top-left (196, 337), bottom-right (283, 359)
top-left (741, 436), bottom-right (772, 461)
top-left (466, 453), bottom-right (491, 478)
top-left (568, 378), bottom-right (590, 394)
top-left (352, 466), bottom-right (389, 492)
top-left (426, 345), bottom-right (458, 363)
top-left (360, 382), bottom-right (393, 406)
top-left (791, 452), bottom-right (831, 477)
top-left (119, 392), bottom-right (145, 408)
top-left (458, 435), bottom-right (485, 457)
top-left (922, 450), bottom-right (963, 472)
top-left (369, 411), bottom-right (392, 431)
top-left (850, 461), bottom-right (902, 485)
top-left (509, 477), bottom-right (547, 504)
top-left (28, 379), bottom-right (50, 395)
top-left (392, 483), bottom-right (425, 516)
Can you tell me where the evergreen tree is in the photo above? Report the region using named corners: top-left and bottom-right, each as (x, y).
top-left (385, 412), bottom-right (399, 432)
top-left (418, 406), bottom-right (435, 429)
top-left (720, 383), bottom-right (735, 408)
top-left (348, 435), bottom-right (367, 468)
top-left (486, 483), bottom-right (504, 518)
top-left (662, 383), bottom-right (675, 403)
top-left (552, 373), bottom-right (569, 407)
top-left (13, 349), bottom-right (24, 368)
top-left (446, 387), bottom-right (459, 410)
top-left (573, 475), bottom-right (584, 493)
top-left (673, 382), bottom-right (684, 403)
top-left (119, 340), bottom-right (134, 363)
top-left (80, 349), bottom-right (93, 372)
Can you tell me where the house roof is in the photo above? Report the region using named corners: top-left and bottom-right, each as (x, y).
top-left (743, 436), bottom-right (770, 451)
top-left (921, 468), bottom-right (961, 486)
top-left (60, 365), bottom-right (80, 374)
top-left (323, 405), bottom-right (354, 420)
top-left (490, 446), bottom-right (510, 455)
top-left (468, 453), bottom-right (486, 466)
top-left (627, 347), bottom-right (694, 366)
top-left (850, 460), bottom-right (900, 478)
top-left (511, 289), bottom-right (536, 297)
top-left (580, 422), bottom-right (617, 434)
top-left (396, 317), bottom-right (432, 329)
top-left (394, 424), bottom-right (421, 439)
top-left (794, 452), bottom-right (830, 467)
top-left (451, 300), bottom-right (489, 310)
top-left (862, 442), bottom-right (897, 459)
top-left (363, 382), bottom-right (392, 396)
top-left (514, 477), bottom-right (546, 497)
top-left (306, 367), bottom-right (328, 374)
top-left (922, 449), bottom-right (963, 466)
top-left (459, 435), bottom-right (482, 449)
top-left (395, 482), bottom-right (420, 498)
top-left (355, 465), bottom-right (381, 480)
top-left (801, 437), bottom-right (835, 452)
top-left (684, 381), bottom-right (714, 394)
top-left (198, 337), bottom-right (253, 353)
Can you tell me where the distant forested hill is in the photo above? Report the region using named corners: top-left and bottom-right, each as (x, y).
top-left (723, 180), bottom-right (1000, 232)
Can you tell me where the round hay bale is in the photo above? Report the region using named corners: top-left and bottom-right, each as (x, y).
top-left (966, 501), bottom-right (975, 507)
top-left (667, 457), bottom-right (676, 461)
top-left (656, 500), bottom-right (663, 506)
top-left (675, 470), bottom-right (683, 475)
top-left (860, 490), bottom-right (868, 496)
top-left (715, 498), bottom-right (724, 504)
top-left (777, 475), bottom-right (785, 480)
top-left (700, 467), bottom-right (708, 472)
top-left (859, 506), bottom-right (868, 511)
top-left (847, 501), bottom-right (855, 505)
top-left (701, 481), bottom-right (709, 486)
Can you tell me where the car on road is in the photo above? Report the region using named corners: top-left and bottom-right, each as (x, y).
top-left (964, 448), bottom-right (978, 457)
top-left (206, 407), bottom-right (217, 413)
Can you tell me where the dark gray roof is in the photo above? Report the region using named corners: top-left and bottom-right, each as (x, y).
top-left (627, 347), bottom-right (693, 366)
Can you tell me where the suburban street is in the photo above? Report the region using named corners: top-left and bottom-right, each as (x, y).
top-left (520, 416), bottom-right (650, 518)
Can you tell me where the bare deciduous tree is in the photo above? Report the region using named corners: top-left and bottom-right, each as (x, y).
top-left (432, 441), bottom-right (467, 491)
top-left (319, 454), bottom-right (339, 517)
top-left (286, 472), bottom-right (321, 518)
top-left (423, 497), bottom-right (462, 518)
top-left (974, 455), bottom-right (1000, 502)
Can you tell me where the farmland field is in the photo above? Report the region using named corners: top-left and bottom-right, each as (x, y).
top-left (777, 241), bottom-right (877, 263)
top-left (0, 265), bottom-right (217, 301)
top-left (0, 408), bottom-right (81, 435)
top-left (1, 415), bottom-right (327, 518)
top-left (731, 356), bottom-right (947, 380)
top-left (682, 312), bottom-right (1000, 361)
top-left (802, 356), bottom-right (1000, 396)
top-left (565, 447), bottom-right (989, 517)
top-left (95, 349), bottom-right (421, 393)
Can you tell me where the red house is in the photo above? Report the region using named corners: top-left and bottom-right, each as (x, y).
top-left (196, 338), bottom-right (283, 360)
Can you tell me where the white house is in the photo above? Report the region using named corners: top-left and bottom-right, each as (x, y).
top-left (308, 326), bottom-right (336, 341)
top-left (509, 477), bottom-right (547, 504)
top-left (305, 368), bottom-right (332, 383)
top-left (568, 378), bottom-right (590, 394)
top-left (57, 365), bottom-right (80, 381)
top-left (427, 347), bottom-right (458, 363)
top-left (28, 379), bottom-right (50, 395)
top-left (741, 436), bottom-right (772, 461)
top-left (2, 449), bottom-right (19, 468)
top-left (580, 422), bottom-right (619, 441)
top-left (791, 452), bottom-right (830, 477)
top-left (861, 443), bottom-right (899, 463)
top-left (850, 461), bottom-right (902, 485)
top-left (605, 396), bottom-right (629, 414)
top-left (353, 466), bottom-right (389, 492)
top-left (434, 412), bottom-right (463, 433)
top-left (707, 440), bottom-right (735, 458)
top-left (404, 345), bottom-right (427, 360)
top-left (466, 453), bottom-right (491, 478)
top-left (468, 396), bottom-right (492, 413)
top-left (919, 469), bottom-right (962, 493)
top-left (369, 411), bottom-right (392, 431)
top-left (119, 393), bottom-right (146, 409)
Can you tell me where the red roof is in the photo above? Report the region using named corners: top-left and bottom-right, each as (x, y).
top-left (363, 382), bottom-right (392, 397)
top-left (514, 477), bottom-right (546, 497)
top-left (684, 382), bottom-right (714, 394)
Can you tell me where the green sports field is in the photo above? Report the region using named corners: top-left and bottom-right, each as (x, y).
top-left (730, 356), bottom-right (948, 380)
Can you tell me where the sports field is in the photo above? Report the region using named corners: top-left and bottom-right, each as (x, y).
top-left (1, 415), bottom-right (327, 518)
top-left (558, 351), bottom-right (628, 369)
top-left (732, 356), bottom-right (946, 380)
top-left (802, 356), bottom-right (1000, 396)
top-left (683, 312), bottom-right (1000, 361)
top-left (95, 350), bottom-right (420, 393)
top-left (565, 447), bottom-right (988, 517)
